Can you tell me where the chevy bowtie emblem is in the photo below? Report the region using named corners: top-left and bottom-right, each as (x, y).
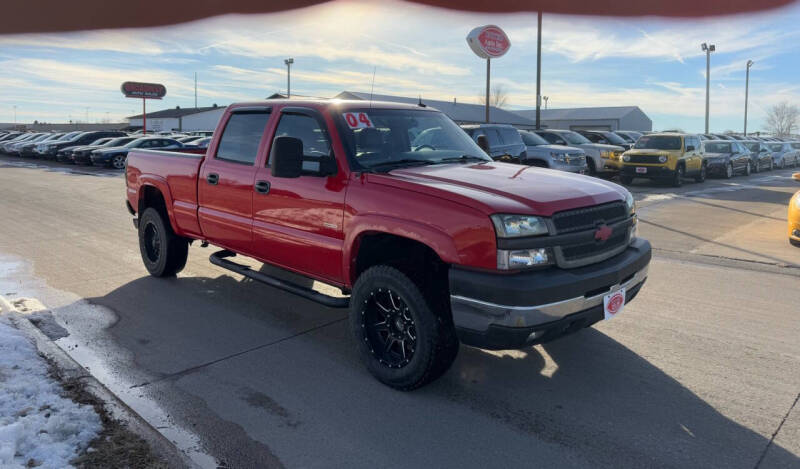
top-left (595, 224), bottom-right (613, 242)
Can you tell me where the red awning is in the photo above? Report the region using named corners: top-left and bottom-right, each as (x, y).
top-left (3, 0), bottom-right (795, 35)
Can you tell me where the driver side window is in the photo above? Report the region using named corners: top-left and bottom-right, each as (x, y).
top-left (270, 113), bottom-right (332, 168)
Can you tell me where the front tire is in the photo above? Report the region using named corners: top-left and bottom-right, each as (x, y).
top-left (694, 164), bottom-right (707, 183)
top-left (724, 163), bottom-right (733, 179)
top-left (112, 154), bottom-right (127, 170)
top-left (671, 165), bottom-right (684, 187)
top-left (138, 207), bottom-right (189, 277)
top-left (350, 265), bottom-right (458, 390)
top-left (744, 161), bottom-right (751, 176)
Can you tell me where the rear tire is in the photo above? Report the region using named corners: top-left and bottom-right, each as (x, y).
top-left (350, 265), bottom-right (459, 390)
top-left (138, 207), bottom-right (189, 277)
top-left (112, 154), bottom-right (127, 170)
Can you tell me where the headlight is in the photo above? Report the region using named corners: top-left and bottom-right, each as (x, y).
top-left (550, 152), bottom-right (566, 162)
top-left (491, 214), bottom-right (548, 238)
top-left (623, 154), bottom-right (630, 162)
top-left (658, 155), bottom-right (667, 163)
top-left (497, 248), bottom-right (552, 270)
top-left (795, 195), bottom-right (800, 209)
top-left (624, 191), bottom-right (635, 215)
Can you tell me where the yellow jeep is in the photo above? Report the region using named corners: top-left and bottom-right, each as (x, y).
top-left (620, 133), bottom-right (706, 187)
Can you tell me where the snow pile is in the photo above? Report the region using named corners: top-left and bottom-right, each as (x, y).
top-left (0, 317), bottom-right (101, 468)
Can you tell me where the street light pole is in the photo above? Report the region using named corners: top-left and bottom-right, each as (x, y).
top-left (535, 11), bottom-right (542, 129)
top-left (284, 58), bottom-right (294, 98)
top-left (744, 60), bottom-right (754, 136)
top-left (702, 42), bottom-right (715, 134)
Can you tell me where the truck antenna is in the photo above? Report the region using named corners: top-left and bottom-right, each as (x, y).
top-left (418, 95), bottom-right (426, 107)
top-left (369, 66), bottom-right (376, 109)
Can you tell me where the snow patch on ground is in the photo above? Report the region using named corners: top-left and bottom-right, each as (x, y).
top-left (0, 316), bottom-right (101, 468)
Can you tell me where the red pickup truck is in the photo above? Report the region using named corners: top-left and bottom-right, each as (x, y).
top-left (125, 100), bottom-right (651, 390)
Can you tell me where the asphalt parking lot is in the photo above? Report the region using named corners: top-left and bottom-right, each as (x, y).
top-left (0, 154), bottom-right (798, 468)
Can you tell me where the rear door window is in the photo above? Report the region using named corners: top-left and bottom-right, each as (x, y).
top-left (498, 128), bottom-right (522, 145)
top-left (216, 111), bottom-right (271, 165)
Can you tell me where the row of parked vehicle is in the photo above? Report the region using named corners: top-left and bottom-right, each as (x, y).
top-left (458, 124), bottom-right (799, 187)
top-left (0, 129), bottom-right (213, 169)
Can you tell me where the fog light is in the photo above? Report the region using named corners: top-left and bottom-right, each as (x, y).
top-left (623, 154), bottom-right (630, 162)
top-left (793, 229), bottom-right (800, 238)
top-left (497, 248), bottom-right (551, 270)
top-left (658, 155), bottom-right (667, 163)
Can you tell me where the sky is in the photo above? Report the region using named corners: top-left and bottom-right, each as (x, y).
top-left (1, 0), bottom-right (799, 132)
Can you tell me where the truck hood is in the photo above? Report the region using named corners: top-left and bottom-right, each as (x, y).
top-left (373, 161), bottom-right (626, 216)
top-left (579, 143), bottom-right (625, 152)
top-left (528, 144), bottom-right (584, 154)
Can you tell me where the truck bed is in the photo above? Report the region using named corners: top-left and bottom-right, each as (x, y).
top-left (126, 149), bottom-right (205, 238)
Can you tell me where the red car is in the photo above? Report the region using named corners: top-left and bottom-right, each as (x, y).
top-left (125, 99), bottom-right (651, 389)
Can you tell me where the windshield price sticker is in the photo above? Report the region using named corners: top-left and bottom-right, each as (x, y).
top-left (343, 112), bottom-right (373, 129)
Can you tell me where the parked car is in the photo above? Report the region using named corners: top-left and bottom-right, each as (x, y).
top-left (614, 130), bottom-right (642, 145)
top-left (742, 141), bottom-right (774, 172)
top-left (125, 99), bottom-right (651, 390)
top-left (620, 133), bottom-right (706, 186)
top-left (91, 137), bottom-right (183, 168)
top-left (711, 134), bottom-right (736, 141)
top-left (177, 136), bottom-right (203, 144)
top-left (8, 133), bottom-right (50, 155)
top-left (32, 131), bottom-right (83, 157)
top-left (0, 132), bottom-right (21, 142)
top-left (703, 140), bottom-right (753, 178)
top-left (518, 130), bottom-right (587, 173)
top-left (578, 130), bottom-right (633, 151)
top-left (460, 124), bottom-right (527, 161)
top-left (186, 136), bottom-right (212, 149)
top-left (766, 142), bottom-right (800, 169)
top-left (533, 129), bottom-right (624, 175)
top-left (19, 132), bottom-right (66, 157)
top-left (40, 131), bottom-right (126, 160)
top-left (60, 137), bottom-right (115, 163)
top-left (0, 133), bottom-right (36, 153)
top-left (789, 173), bottom-right (800, 247)
top-left (73, 137), bottom-right (138, 164)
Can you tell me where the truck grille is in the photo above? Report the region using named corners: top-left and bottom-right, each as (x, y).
top-left (551, 201), bottom-right (627, 234)
top-left (551, 201), bottom-right (631, 268)
top-left (626, 154), bottom-right (662, 164)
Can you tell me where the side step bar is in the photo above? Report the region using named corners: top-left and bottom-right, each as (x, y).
top-left (209, 250), bottom-right (350, 308)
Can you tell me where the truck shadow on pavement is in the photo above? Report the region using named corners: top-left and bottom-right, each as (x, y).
top-left (77, 272), bottom-right (799, 469)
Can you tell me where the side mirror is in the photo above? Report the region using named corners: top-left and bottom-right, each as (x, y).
top-left (476, 135), bottom-right (490, 153)
top-left (271, 136), bottom-right (303, 178)
top-left (792, 172), bottom-right (800, 182)
top-left (686, 145), bottom-right (695, 152)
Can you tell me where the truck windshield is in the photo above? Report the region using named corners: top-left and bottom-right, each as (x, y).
top-left (634, 136), bottom-right (682, 150)
top-left (768, 144), bottom-right (784, 152)
top-left (745, 143), bottom-right (761, 152)
top-left (520, 131), bottom-right (549, 146)
top-left (561, 131), bottom-right (591, 145)
top-left (337, 109), bottom-right (491, 171)
top-left (600, 132), bottom-right (627, 145)
top-left (705, 142), bottom-right (732, 153)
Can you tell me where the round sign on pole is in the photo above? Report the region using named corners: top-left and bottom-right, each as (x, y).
top-left (466, 25), bottom-right (511, 59)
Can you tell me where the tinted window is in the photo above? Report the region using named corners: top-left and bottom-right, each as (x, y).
top-left (768, 144), bottom-right (783, 152)
top-left (615, 132), bottom-right (635, 143)
top-left (271, 113), bottom-right (331, 168)
top-left (705, 142), bottom-right (731, 153)
top-left (536, 132), bottom-right (564, 145)
top-left (601, 132), bottom-right (627, 145)
top-left (498, 128), bottom-right (522, 145)
top-left (791, 143), bottom-right (800, 150)
top-left (216, 111), bottom-right (271, 165)
top-left (584, 133), bottom-right (602, 143)
top-left (745, 142), bottom-right (760, 152)
top-left (634, 136), bottom-right (682, 150)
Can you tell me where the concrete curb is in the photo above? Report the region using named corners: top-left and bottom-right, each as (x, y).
top-left (1, 298), bottom-right (197, 469)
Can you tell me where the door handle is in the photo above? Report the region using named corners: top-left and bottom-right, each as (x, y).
top-left (206, 173), bottom-right (219, 185)
top-left (254, 180), bottom-right (271, 194)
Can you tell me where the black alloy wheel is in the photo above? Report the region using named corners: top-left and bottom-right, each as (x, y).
top-left (362, 288), bottom-right (417, 369)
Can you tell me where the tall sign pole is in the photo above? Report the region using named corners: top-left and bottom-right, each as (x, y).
top-left (536, 11), bottom-right (542, 129)
top-left (467, 25), bottom-right (511, 125)
top-left (744, 60), bottom-right (753, 136)
top-left (121, 81), bottom-right (166, 136)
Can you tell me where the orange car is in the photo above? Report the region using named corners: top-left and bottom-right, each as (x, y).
top-left (790, 173), bottom-right (800, 247)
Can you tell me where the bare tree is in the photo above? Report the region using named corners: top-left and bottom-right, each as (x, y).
top-left (765, 102), bottom-right (799, 137)
top-left (477, 84), bottom-right (509, 108)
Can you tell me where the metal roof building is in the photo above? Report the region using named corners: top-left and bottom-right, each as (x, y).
top-left (127, 105), bottom-right (226, 132)
top-left (334, 91), bottom-right (536, 127)
top-left (513, 106), bottom-right (652, 131)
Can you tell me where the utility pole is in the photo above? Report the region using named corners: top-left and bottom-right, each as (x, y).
top-left (701, 42), bottom-right (715, 133)
top-left (284, 58), bottom-right (294, 98)
top-left (744, 60), bottom-right (753, 136)
top-left (194, 72), bottom-right (198, 108)
top-left (535, 11), bottom-right (542, 129)
top-left (485, 58), bottom-right (490, 123)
